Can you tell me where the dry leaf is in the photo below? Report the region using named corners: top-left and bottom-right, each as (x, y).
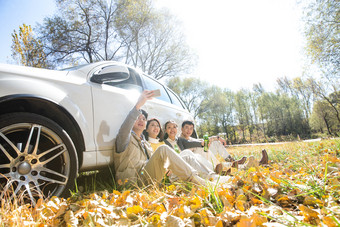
top-left (115, 218), bottom-right (130, 226)
top-left (64, 210), bottom-right (79, 227)
top-left (55, 202), bottom-right (68, 218)
top-left (236, 194), bottom-right (247, 202)
top-left (215, 220), bottom-right (224, 227)
top-left (236, 217), bottom-right (256, 227)
top-left (270, 176), bottom-right (281, 184)
top-left (235, 200), bottom-right (246, 212)
top-left (251, 213), bottom-right (267, 226)
top-left (189, 196), bottom-right (202, 211)
top-left (126, 205), bottom-right (143, 215)
top-left (148, 214), bottom-right (161, 226)
top-left (276, 194), bottom-right (292, 207)
top-left (168, 197), bottom-right (181, 208)
top-left (200, 208), bottom-right (217, 226)
top-left (250, 197), bottom-right (263, 205)
top-left (303, 195), bottom-right (323, 206)
top-left (299, 204), bottom-right (321, 225)
top-left (322, 216), bottom-right (339, 227)
top-left (165, 215), bottom-right (186, 227)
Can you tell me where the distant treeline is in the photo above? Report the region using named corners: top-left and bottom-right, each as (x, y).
top-left (167, 75), bottom-right (340, 144)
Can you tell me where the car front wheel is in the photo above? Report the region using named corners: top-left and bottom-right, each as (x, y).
top-left (0, 113), bottom-right (78, 204)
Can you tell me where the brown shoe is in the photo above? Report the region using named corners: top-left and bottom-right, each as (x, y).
top-left (236, 156), bottom-right (247, 165)
top-left (221, 168), bottom-right (231, 176)
top-left (225, 156), bottom-right (235, 162)
top-left (215, 163), bottom-right (223, 174)
top-left (215, 163), bottom-right (231, 176)
top-left (259, 149), bottom-right (269, 165)
top-left (231, 161), bottom-right (239, 168)
top-left (231, 156), bottom-right (247, 168)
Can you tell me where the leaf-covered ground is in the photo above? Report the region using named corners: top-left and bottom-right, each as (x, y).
top-left (1, 139), bottom-right (340, 226)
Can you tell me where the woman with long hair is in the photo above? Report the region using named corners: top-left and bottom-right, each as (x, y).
top-left (143, 118), bottom-right (164, 153)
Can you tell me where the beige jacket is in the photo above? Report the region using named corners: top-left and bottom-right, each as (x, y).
top-left (113, 107), bottom-right (153, 184)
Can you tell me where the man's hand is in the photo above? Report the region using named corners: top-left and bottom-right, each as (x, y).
top-left (135, 90), bottom-right (155, 110)
top-left (208, 136), bottom-right (227, 146)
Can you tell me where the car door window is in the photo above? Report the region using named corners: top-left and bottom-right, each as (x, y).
top-left (167, 88), bottom-right (186, 109)
top-left (142, 75), bottom-right (171, 103)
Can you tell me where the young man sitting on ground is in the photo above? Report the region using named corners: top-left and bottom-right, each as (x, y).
top-left (179, 120), bottom-right (269, 174)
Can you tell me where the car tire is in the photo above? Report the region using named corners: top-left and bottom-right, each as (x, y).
top-left (0, 112), bottom-right (78, 204)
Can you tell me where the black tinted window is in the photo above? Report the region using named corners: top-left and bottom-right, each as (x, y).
top-left (142, 75), bottom-right (171, 103)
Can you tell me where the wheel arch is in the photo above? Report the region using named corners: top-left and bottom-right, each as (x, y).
top-left (0, 94), bottom-right (85, 168)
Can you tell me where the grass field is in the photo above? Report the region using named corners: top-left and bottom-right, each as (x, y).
top-left (1, 139), bottom-right (339, 226)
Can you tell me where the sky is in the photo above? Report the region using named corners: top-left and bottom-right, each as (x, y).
top-left (0, 0), bottom-right (306, 92)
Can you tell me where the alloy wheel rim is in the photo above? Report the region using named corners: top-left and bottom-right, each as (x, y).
top-left (0, 123), bottom-right (71, 204)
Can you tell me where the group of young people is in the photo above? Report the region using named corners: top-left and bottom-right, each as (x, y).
top-left (113, 90), bottom-right (269, 187)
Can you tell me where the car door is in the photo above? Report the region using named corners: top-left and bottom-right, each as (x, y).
top-left (90, 64), bottom-right (143, 154)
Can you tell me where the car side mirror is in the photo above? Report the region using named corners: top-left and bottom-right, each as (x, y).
top-left (91, 65), bottom-right (130, 84)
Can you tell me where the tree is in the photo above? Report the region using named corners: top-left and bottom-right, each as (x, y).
top-left (37, 0), bottom-right (196, 78)
top-left (38, 0), bottom-right (122, 66)
top-left (277, 76), bottom-right (314, 120)
top-left (303, 0), bottom-right (339, 77)
top-left (115, 0), bottom-right (196, 79)
top-left (11, 24), bottom-right (48, 68)
top-left (310, 100), bottom-right (339, 136)
top-left (256, 91), bottom-right (307, 140)
top-left (197, 86), bottom-right (234, 138)
top-left (308, 78), bottom-right (340, 126)
top-left (234, 89), bottom-right (252, 143)
top-left (218, 90), bottom-right (236, 143)
top-left (253, 83), bottom-right (268, 141)
top-left (166, 77), bottom-right (208, 119)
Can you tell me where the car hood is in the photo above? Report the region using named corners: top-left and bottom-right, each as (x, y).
top-left (0, 63), bottom-right (69, 79)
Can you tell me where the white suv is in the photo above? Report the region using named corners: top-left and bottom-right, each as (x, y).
top-left (0, 61), bottom-right (193, 202)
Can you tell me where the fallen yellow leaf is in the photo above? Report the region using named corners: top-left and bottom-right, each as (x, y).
top-left (322, 216), bottom-right (338, 227)
top-left (235, 200), bottom-right (246, 212)
top-left (236, 217), bottom-right (256, 227)
top-left (199, 208), bottom-right (217, 226)
top-left (300, 204), bottom-right (319, 218)
top-left (303, 195), bottom-right (323, 206)
top-left (251, 213), bottom-right (267, 226)
top-left (64, 210), bottom-right (78, 227)
top-left (126, 205), bottom-right (143, 215)
top-left (250, 197), bottom-right (263, 205)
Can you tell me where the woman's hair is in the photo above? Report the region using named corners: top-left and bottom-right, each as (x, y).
top-left (163, 120), bottom-right (178, 140)
top-left (143, 118), bottom-right (164, 141)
